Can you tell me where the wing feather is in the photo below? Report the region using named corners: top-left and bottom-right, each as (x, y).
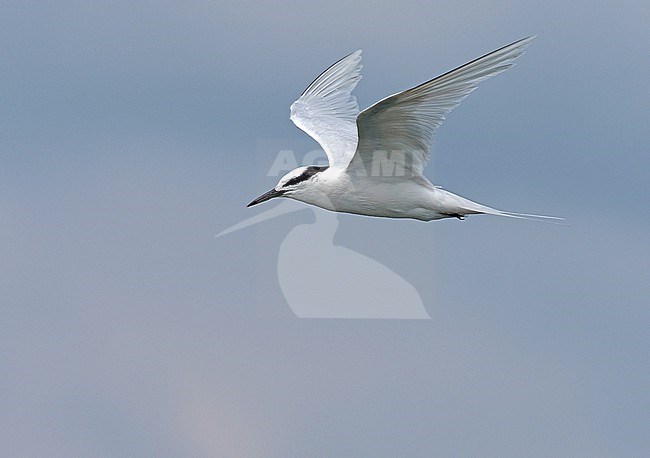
top-left (290, 51), bottom-right (363, 169)
top-left (348, 37), bottom-right (535, 176)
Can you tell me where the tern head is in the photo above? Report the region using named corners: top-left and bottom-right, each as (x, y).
top-left (247, 165), bottom-right (330, 207)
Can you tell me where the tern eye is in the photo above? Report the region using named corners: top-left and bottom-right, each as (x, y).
top-left (284, 173), bottom-right (310, 187)
top-left (283, 165), bottom-right (329, 188)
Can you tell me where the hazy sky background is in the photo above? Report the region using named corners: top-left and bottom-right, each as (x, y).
top-left (2, 1), bottom-right (649, 456)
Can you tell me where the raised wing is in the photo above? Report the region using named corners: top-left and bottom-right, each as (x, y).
top-left (290, 50), bottom-right (363, 169)
top-left (348, 36), bottom-right (535, 177)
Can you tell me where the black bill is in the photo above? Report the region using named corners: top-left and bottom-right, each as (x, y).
top-left (247, 188), bottom-right (284, 207)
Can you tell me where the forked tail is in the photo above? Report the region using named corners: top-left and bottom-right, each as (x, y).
top-left (479, 208), bottom-right (565, 224)
top-left (436, 189), bottom-right (564, 224)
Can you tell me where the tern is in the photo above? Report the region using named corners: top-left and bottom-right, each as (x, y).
top-left (248, 36), bottom-right (561, 222)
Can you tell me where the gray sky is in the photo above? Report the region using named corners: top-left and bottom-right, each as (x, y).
top-left (2, 1), bottom-right (649, 456)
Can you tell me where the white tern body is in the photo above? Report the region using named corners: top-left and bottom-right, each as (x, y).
top-left (248, 37), bottom-right (561, 223)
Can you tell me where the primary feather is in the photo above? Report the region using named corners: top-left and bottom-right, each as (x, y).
top-left (289, 50), bottom-right (363, 169)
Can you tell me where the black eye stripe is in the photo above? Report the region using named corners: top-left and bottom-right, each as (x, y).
top-left (284, 165), bottom-right (329, 187)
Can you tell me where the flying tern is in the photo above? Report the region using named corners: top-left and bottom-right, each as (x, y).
top-left (248, 36), bottom-right (561, 222)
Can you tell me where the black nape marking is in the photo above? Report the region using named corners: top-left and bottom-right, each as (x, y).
top-left (284, 165), bottom-right (329, 187)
